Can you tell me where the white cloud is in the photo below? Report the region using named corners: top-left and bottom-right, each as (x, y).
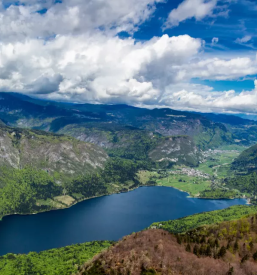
top-left (159, 81), bottom-right (257, 114)
top-left (179, 57), bottom-right (257, 80)
top-left (0, 34), bottom-right (202, 105)
top-left (164, 0), bottom-right (218, 28)
top-left (235, 35), bottom-right (252, 44)
top-left (0, 0), bottom-right (163, 41)
top-left (212, 37), bottom-right (219, 45)
top-left (0, 0), bottom-right (256, 114)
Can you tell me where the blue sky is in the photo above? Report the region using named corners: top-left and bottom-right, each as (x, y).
top-left (0, 0), bottom-right (256, 114)
top-left (132, 0), bottom-right (257, 91)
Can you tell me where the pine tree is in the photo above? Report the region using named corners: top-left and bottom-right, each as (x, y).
top-left (241, 254), bottom-right (249, 264)
top-left (199, 245), bottom-right (206, 256)
top-left (200, 236), bottom-right (206, 243)
top-left (253, 251), bottom-right (257, 261)
top-left (206, 244), bottom-right (212, 257)
top-left (249, 241), bottom-right (253, 251)
top-left (186, 244), bottom-right (191, 252)
top-left (218, 246), bottom-right (227, 258)
top-left (193, 245), bottom-right (199, 256)
top-left (215, 239), bottom-right (219, 248)
top-left (227, 266), bottom-right (234, 275)
top-left (176, 235), bottom-right (182, 244)
top-left (234, 240), bottom-right (239, 252)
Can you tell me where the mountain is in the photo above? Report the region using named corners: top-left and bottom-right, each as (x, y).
top-left (0, 125), bottom-right (108, 177)
top-left (79, 206), bottom-right (257, 275)
top-left (198, 112), bottom-right (257, 146)
top-left (2, 205), bottom-right (256, 275)
top-left (231, 143), bottom-right (257, 173)
top-left (0, 93), bottom-right (240, 150)
top-left (199, 113), bottom-right (254, 125)
top-left (55, 122), bottom-right (201, 167)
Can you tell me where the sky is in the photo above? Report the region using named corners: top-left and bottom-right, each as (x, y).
top-left (0, 0), bottom-right (257, 114)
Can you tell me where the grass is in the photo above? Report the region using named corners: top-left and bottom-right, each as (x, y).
top-left (157, 175), bottom-right (211, 197)
top-left (137, 170), bottom-right (159, 184)
top-left (54, 195), bottom-right (75, 206)
top-left (198, 150), bottom-right (241, 178)
top-left (36, 199), bottom-right (65, 209)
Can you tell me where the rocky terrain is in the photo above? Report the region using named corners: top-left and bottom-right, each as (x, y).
top-left (0, 125), bottom-right (108, 177)
top-left (149, 136), bottom-right (201, 167)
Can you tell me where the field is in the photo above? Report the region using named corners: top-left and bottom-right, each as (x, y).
top-left (198, 149), bottom-right (241, 178)
top-left (157, 174), bottom-right (211, 197)
top-left (137, 170), bottom-right (159, 184)
top-left (54, 195), bottom-right (75, 206)
top-left (155, 147), bottom-right (247, 198)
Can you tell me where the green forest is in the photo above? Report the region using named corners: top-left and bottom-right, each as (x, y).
top-left (0, 241), bottom-right (113, 275)
top-left (199, 188), bottom-right (240, 199)
top-left (0, 157), bottom-right (149, 219)
top-left (150, 205), bottom-right (257, 234)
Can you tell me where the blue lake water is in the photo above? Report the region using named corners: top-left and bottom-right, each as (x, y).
top-left (0, 186), bottom-right (247, 255)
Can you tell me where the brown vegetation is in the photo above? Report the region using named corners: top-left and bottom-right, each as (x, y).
top-left (78, 228), bottom-right (257, 275)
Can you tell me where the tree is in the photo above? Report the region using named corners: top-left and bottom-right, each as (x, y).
top-left (253, 251), bottom-right (257, 261)
top-left (218, 246), bottom-right (226, 258)
top-left (249, 241), bottom-right (254, 251)
top-left (186, 244), bottom-right (191, 252)
top-left (176, 235), bottom-right (182, 244)
top-left (206, 245), bottom-right (212, 257)
top-left (193, 245), bottom-right (199, 256)
top-left (215, 239), bottom-right (219, 248)
top-left (233, 240), bottom-right (239, 252)
top-left (241, 254), bottom-right (249, 264)
top-left (199, 245), bottom-right (206, 256)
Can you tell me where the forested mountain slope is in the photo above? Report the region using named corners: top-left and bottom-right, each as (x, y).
top-left (1, 205), bottom-right (257, 275)
top-left (79, 206), bottom-right (257, 275)
top-left (57, 122), bottom-right (201, 167)
top-left (0, 125), bottom-right (108, 177)
top-left (0, 92), bottom-right (249, 150)
top-left (231, 143), bottom-right (257, 173)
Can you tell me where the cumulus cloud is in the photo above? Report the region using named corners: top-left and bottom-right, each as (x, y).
top-left (164, 0), bottom-right (218, 28)
top-left (159, 81), bottom-right (257, 114)
top-left (0, 0), bottom-right (256, 114)
top-left (0, 34), bottom-right (202, 104)
top-left (0, 0), bottom-right (163, 41)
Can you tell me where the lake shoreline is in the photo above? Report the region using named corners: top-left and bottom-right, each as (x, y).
top-left (0, 184), bottom-right (249, 222)
top-left (0, 186), bottom-right (248, 256)
top-left (0, 183), bottom-right (155, 221)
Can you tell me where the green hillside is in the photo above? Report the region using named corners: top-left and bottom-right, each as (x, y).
top-left (0, 241), bottom-right (113, 275)
top-left (231, 143), bottom-right (257, 173)
top-left (57, 122), bottom-right (201, 167)
top-left (2, 206), bottom-right (257, 275)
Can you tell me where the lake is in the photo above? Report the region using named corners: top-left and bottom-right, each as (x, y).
top-left (0, 186), bottom-right (247, 255)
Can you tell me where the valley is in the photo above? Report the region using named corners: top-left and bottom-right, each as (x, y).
top-left (0, 93), bottom-right (257, 274)
top-left (0, 93), bottom-right (256, 220)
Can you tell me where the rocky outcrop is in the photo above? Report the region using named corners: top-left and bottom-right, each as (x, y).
top-left (0, 126), bottom-right (108, 176)
top-left (149, 136), bottom-right (201, 167)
